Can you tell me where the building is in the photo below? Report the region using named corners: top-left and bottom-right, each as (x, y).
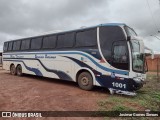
top-left (146, 54), bottom-right (160, 71)
top-left (0, 52), bottom-right (2, 65)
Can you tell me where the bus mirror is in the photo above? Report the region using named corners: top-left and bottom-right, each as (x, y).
top-left (145, 46), bottom-right (154, 59)
top-left (127, 36), bottom-right (131, 41)
top-left (149, 49), bottom-right (154, 59)
top-left (139, 40), bottom-right (145, 54)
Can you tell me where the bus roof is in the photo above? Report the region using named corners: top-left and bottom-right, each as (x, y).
top-left (99, 23), bottom-right (126, 27)
top-left (4, 23), bottom-right (126, 42)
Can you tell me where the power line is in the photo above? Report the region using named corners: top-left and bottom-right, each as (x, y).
top-left (146, 0), bottom-right (160, 34)
top-left (151, 35), bottom-right (160, 40)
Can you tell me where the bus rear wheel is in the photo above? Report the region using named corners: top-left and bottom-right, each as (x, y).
top-left (78, 72), bottom-right (93, 91)
top-left (16, 65), bottom-right (23, 76)
top-left (10, 64), bottom-right (16, 75)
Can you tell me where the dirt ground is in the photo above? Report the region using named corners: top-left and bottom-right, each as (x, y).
top-left (0, 68), bottom-right (108, 120)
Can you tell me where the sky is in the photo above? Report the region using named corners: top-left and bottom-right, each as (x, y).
top-left (0, 0), bottom-right (160, 53)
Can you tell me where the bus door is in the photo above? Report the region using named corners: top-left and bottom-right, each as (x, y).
top-left (111, 41), bottom-right (129, 71)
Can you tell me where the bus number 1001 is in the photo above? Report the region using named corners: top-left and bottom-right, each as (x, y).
top-left (112, 82), bottom-right (126, 89)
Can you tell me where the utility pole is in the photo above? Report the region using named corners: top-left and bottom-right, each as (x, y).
top-left (150, 35), bottom-right (160, 81)
top-left (158, 56), bottom-right (159, 82)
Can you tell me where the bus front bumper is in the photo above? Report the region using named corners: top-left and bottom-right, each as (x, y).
top-left (132, 78), bottom-right (146, 91)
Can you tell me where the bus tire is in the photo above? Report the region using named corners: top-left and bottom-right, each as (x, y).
top-left (16, 65), bottom-right (23, 76)
top-left (10, 64), bottom-right (16, 75)
top-left (78, 72), bottom-right (93, 91)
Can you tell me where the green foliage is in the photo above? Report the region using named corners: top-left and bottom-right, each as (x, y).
top-left (111, 105), bottom-right (135, 111)
top-left (98, 73), bottom-right (160, 111)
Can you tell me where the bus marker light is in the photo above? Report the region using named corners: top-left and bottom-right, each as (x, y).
top-left (116, 77), bottom-right (124, 80)
top-left (100, 58), bottom-right (105, 63)
top-left (111, 73), bottom-right (116, 78)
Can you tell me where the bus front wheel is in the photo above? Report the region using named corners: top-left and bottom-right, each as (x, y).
top-left (78, 72), bottom-right (93, 91)
top-left (10, 64), bottom-right (16, 75)
top-left (16, 65), bottom-right (23, 76)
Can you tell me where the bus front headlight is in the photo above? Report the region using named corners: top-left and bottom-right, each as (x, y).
top-left (133, 77), bottom-right (142, 83)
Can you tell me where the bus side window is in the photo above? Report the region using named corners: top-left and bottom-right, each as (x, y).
top-left (113, 45), bottom-right (127, 63)
top-left (8, 42), bottom-right (13, 51)
top-left (13, 41), bottom-right (21, 51)
top-left (75, 29), bottom-right (97, 47)
top-left (21, 39), bottom-right (30, 50)
top-left (57, 32), bottom-right (74, 48)
top-left (42, 35), bottom-right (57, 49)
top-left (111, 41), bottom-right (129, 70)
top-left (3, 42), bottom-right (8, 52)
top-left (31, 37), bottom-right (42, 50)
top-left (99, 26), bottom-right (126, 63)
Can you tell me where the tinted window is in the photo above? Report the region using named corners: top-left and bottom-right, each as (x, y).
top-left (113, 45), bottom-right (127, 63)
top-left (8, 42), bottom-right (13, 51)
top-left (21, 39), bottom-right (30, 50)
top-left (125, 26), bottom-right (137, 36)
top-left (57, 32), bottom-right (74, 48)
top-left (76, 29), bottom-right (97, 47)
top-left (42, 35), bottom-right (57, 49)
top-left (31, 37), bottom-right (42, 49)
top-left (13, 41), bottom-right (21, 51)
top-left (99, 26), bottom-right (126, 61)
top-left (111, 41), bottom-right (129, 70)
top-left (3, 42), bottom-right (8, 52)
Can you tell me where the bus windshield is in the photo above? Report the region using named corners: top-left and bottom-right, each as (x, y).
top-left (125, 26), bottom-right (137, 36)
top-left (130, 40), bottom-right (145, 72)
top-left (99, 26), bottom-right (129, 70)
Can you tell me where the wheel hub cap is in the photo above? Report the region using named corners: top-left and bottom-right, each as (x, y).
top-left (81, 77), bottom-right (89, 86)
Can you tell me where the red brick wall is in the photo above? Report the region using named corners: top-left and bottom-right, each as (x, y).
top-left (146, 55), bottom-right (160, 71)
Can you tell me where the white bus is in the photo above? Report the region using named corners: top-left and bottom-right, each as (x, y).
top-left (3, 23), bottom-right (147, 95)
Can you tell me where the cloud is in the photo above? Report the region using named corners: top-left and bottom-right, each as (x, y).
top-left (0, 0), bottom-right (108, 48)
top-left (108, 0), bottom-right (160, 36)
top-left (0, 0), bottom-right (108, 35)
top-left (0, 0), bottom-right (160, 52)
top-left (0, 32), bottom-right (22, 47)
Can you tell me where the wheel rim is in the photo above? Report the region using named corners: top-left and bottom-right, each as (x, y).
top-left (17, 66), bottom-right (22, 75)
top-left (81, 77), bottom-right (89, 86)
top-left (11, 66), bottom-right (15, 74)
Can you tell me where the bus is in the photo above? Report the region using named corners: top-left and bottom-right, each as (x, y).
top-left (2, 23), bottom-right (147, 96)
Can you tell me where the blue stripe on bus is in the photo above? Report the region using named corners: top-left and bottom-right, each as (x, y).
top-left (3, 51), bottom-right (129, 75)
top-left (3, 59), bottom-right (73, 81)
top-left (6, 60), bottom-right (43, 76)
top-left (4, 58), bottom-right (134, 91)
top-left (34, 58), bottom-right (73, 81)
top-left (62, 56), bottom-right (132, 91)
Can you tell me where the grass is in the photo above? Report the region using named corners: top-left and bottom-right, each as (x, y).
top-left (98, 74), bottom-right (160, 119)
top-left (97, 73), bottom-right (160, 112)
top-left (111, 105), bottom-right (135, 111)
